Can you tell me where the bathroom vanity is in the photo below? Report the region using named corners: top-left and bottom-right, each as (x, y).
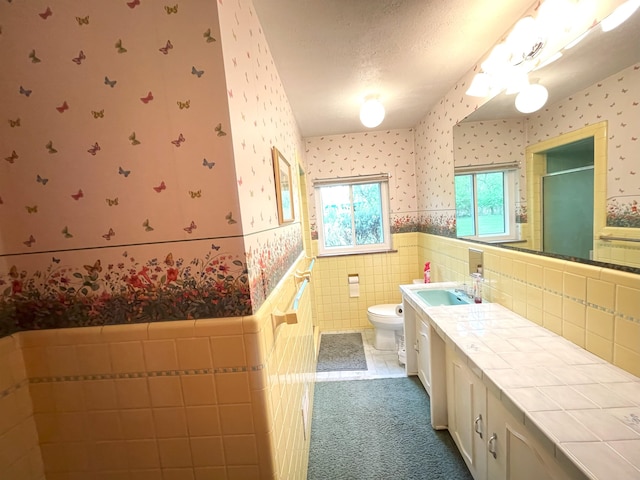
top-left (400, 283), bottom-right (640, 480)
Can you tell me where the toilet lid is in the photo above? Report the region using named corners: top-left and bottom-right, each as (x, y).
top-left (368, 304), bottom-right (400, 317)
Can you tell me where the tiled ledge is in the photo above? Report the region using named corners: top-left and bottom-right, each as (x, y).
top-left (401, 286), bottom-right (640, 480)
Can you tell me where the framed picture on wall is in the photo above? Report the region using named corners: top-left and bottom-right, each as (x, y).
top-left (272, 147), bottom-right (294, 224)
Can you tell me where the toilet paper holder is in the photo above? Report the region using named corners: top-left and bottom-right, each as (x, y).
top-left (348, 274), bottom-right (359, 298)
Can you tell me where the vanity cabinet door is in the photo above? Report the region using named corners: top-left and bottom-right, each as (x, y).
top-left (446, 344), bottom-right (487, 480)
top-left (486, 390), bottom-right (570, 480)
top-left (417, 318), bottom-right (431, 394)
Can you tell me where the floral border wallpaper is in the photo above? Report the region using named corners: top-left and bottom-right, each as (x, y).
top-left (0, 243), bottom-right (250, 338)
top-left (247, 226), bottom-right (304, 308)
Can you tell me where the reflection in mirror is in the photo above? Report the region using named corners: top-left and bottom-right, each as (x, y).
top-left (526, 123), bottom-right (603, 259)
top-left (542, 138), bottom-right (594, 259)
top-left (469, 248), bottom-right (483, 275)
top-left (453, 7), bottom-right (640, 272)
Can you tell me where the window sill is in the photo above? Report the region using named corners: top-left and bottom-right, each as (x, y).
top-left (317, 249), bottom-right (398, 258)
top-left (487, 239), bottom-right (526, 244)
top-left (458, 237), bottom-right (524, 245)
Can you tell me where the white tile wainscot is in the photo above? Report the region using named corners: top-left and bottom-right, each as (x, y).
top-left (400, 283), bottom-right (640, 480)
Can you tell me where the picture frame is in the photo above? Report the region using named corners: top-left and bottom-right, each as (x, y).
top-left (272, 147), bottom-right (294, 224)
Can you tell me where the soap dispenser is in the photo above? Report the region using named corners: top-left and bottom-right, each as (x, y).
top-left (471, 273), bottom-right (482, 303)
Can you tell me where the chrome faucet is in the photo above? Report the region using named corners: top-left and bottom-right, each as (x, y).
top-left (454, 284), bottom-right (470, 298)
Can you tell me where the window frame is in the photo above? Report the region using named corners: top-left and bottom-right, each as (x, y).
top-left (314, 174), bottom-right (392, 256)
top-left (454, 167), bottom-right (518, 243)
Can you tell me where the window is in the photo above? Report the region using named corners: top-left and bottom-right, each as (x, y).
top-left (455, 169), bottom-right (517, 242)
top-left (314, 174), bottom-right (391, 255)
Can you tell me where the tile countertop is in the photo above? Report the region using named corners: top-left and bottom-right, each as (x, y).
top-left (400, 284), bottom-right (640, 480)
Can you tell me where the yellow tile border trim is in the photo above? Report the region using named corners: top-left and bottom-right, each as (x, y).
top-left (487, 267), bottom-right (638, 325)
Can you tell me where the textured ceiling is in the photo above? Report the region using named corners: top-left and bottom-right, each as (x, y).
top-left (252, 0), bottom-right (535, 137)
top-left (253, 1), bottom-right (640, 138)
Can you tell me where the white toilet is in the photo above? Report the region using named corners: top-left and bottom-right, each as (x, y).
top-left (367, 304), bottom-right (404, 351)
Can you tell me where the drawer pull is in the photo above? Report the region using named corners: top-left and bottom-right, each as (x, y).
top-left (488, 433), bottom-right (497, 459)
top-left (474, 414), bottom-right (483, 439)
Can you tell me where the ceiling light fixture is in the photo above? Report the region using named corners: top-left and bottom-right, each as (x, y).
top-left (600, 0), bottom-right (640, 32)
top-left (360, 96), bottom-right (385, 128)
top-left (506, 16), bottom-right (544, 65)
top-left (466, 0), bottom-right (603, 114)
top-left (466, 73), bottom-right (492, 97)
top-left (504, 68), bottom-right (530, 95)
top-left (515, 83), bottom-right (549, 113)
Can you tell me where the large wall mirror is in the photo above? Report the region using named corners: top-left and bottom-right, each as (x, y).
top-left (453, 7), bottom-right (640, 271)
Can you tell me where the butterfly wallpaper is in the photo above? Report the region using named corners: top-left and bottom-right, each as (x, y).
top-left (0, 0), bottom-right (304, 334)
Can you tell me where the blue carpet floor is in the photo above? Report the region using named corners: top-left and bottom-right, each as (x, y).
top-left (307, 376), bottom-right (473, 479)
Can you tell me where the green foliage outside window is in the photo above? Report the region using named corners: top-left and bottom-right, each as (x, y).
top-left (455, 172), bottom-right (507, 237)
top-left (320, 183), bottom-right (384, 249)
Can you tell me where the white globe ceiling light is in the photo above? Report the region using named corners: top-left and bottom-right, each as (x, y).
top-left (515, 83), bottom-right (549, 113)
top-left (506, 16), bottom-right (544, 65)
top-left (360, 97), bottom-right (385, 128)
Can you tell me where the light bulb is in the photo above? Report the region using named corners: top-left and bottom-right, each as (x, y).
top-left (466, 73), bottom-right (492, 97)
top-left (515, 84), bottom-right (549, 113)
top-left (505, 69), bottom-right (530, 95)
top-left (360, 98), bottom-right (385, 128)
top-left (506, 16), bottom-right (543, 64)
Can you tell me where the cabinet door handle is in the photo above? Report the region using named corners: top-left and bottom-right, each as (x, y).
top-left (488, 433), bottom-right (497, 459)
top-left (474, 414), bottom-right (483, 439)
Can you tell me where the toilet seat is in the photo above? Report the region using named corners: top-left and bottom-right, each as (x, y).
top-left (367, 304), bottom-right (402, 325)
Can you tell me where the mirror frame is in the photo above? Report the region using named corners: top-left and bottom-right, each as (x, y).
top-left (526, 122), bottom-right (607, 253)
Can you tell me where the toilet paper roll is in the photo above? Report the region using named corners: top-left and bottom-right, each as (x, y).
top-left (395, 304), bottom-right (403, 316)
top-left (349, 283), bottom-right (359, 297)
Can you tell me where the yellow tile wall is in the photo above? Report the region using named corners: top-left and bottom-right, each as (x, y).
top-left (311, 233), bottom-right (422, 331)
top-left (2, 254), bottom-right (316, 479)
top-left (0, 335), bottom-right (45, 480)
top-left (417, 233), bottom-right (640, 377)
top-left (250, 254), bottom-right (316, 480)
